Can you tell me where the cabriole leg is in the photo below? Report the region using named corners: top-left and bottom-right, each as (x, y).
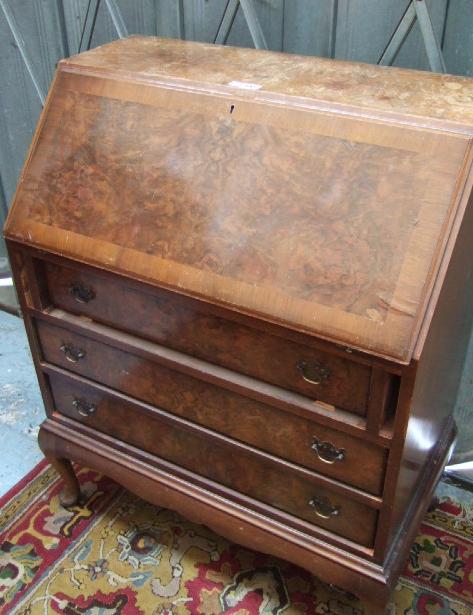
top-left (38, 426), bottom-right (81, 507)
top-left (47, 456), bottom-right (81, 507)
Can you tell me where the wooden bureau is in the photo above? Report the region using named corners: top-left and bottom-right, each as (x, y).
top-left (4, 36), bottom-right (473, 609)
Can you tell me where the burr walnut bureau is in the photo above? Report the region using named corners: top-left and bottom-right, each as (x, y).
top-left (4, 36), bottom-right (473, 609)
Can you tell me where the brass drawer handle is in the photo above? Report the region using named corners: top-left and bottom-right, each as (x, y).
top-left (297, 360), bottom-right (330, 385)
top-left (311, 438), bottom-right (345, 464)
top-left (72, 398), bottom-right (96, 417)
top-left (309, 496), bottom-right (340, 520)
top-left (60, 344), bottom-right (86, 363)
top-left (70, 281), bottom-right (95, 304)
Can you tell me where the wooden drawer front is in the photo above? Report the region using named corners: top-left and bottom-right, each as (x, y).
top-left (42, 261), bottom-right (371, 416)
top-left (48, 371), bottom-right (378, 547)
top-left (36, 319), bottom-right (386, 495)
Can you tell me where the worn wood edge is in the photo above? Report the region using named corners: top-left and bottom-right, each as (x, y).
top-left (38, 417), bottom-right (394, 601)
top-left (3, 72), bottom-right (59, 232)
top-left (42, 362), bottom-right (383, 507)
top-left (402, 140), bottom-right (473, 363)
top-left (61, 38), bottom-right (473, 136)
top-left (413, 144), bottom-right (473, 360)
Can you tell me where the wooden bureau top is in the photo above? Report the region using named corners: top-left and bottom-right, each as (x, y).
top-left (63, 37), bottom-right (473, 127)
top-left (5, 37), bottom-right (473, 363)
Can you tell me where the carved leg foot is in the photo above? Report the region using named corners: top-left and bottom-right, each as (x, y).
top-left (48, 456), bottom-right (81, 507)
top-left (38, 425), bottom-right (81, 507)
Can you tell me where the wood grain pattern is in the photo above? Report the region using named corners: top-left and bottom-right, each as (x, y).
top-left (36, 90), bottom-right (421, 315)
top-left (5, 59), bottom-right (470, 361)
top-left (35, 317), bottom-right (386, 494)
top-left (60, 37), bottom-right (473, 126)
top-left (47, 369), bottom-right (379, 547)
top-left (32, 304), bottom-right (393, 444)
top-left (41, 259), bottom-right (372, 415)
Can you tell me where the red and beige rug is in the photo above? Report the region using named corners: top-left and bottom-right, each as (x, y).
top-left (1, 461), bottom-right (472, 614)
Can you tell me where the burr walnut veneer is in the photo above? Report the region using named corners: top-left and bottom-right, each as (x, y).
top-left (5, 36), bottom-right (473, 608)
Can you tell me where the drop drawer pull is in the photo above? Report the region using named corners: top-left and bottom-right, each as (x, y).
top-left (70, 281), bottom-right (95, 304)
top-left (297, 360), bottom-right (330, 385)
top-left (309, 496), bottom-right (340, 520)
top-left (311, 438), bottom-right (345, 464)
top-left (60, 344), bottom-right (86, 363)
top-left (72, 398), bottom-right (96, 417)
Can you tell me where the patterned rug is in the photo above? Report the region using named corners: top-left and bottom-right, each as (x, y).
top-left (1, 462), bottom-right (473, 615)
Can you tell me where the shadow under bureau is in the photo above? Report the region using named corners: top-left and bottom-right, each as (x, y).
top-left (5, 36), bottom-right (473, 609)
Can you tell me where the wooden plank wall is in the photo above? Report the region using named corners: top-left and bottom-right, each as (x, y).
top-left (1, 0), bottom-right (473, 456)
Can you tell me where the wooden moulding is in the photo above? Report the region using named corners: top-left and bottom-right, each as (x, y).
top-left (30, 306), bottom-right (390, 448)
top-left (38, 413), bottom-right (455, 609)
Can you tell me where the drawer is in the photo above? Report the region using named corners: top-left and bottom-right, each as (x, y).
top-left (47, 370), bottom-right (378, 547)
top-left (36, 318), bottom-right (387, 495)
top-left (41, 260), bottom-right (371, 416)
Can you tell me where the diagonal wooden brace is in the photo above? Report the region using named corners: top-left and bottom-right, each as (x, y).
top-left (214, 0), bottom-right (268, 50)
top-left (378, 0), bottom-right (446, 73)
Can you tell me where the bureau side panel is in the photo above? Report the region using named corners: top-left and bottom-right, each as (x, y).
top-left (383, 183), bottom-right (473, 552)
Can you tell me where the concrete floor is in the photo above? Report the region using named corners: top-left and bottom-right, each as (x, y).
top-left (0, 309), bottom-right (43, 495)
